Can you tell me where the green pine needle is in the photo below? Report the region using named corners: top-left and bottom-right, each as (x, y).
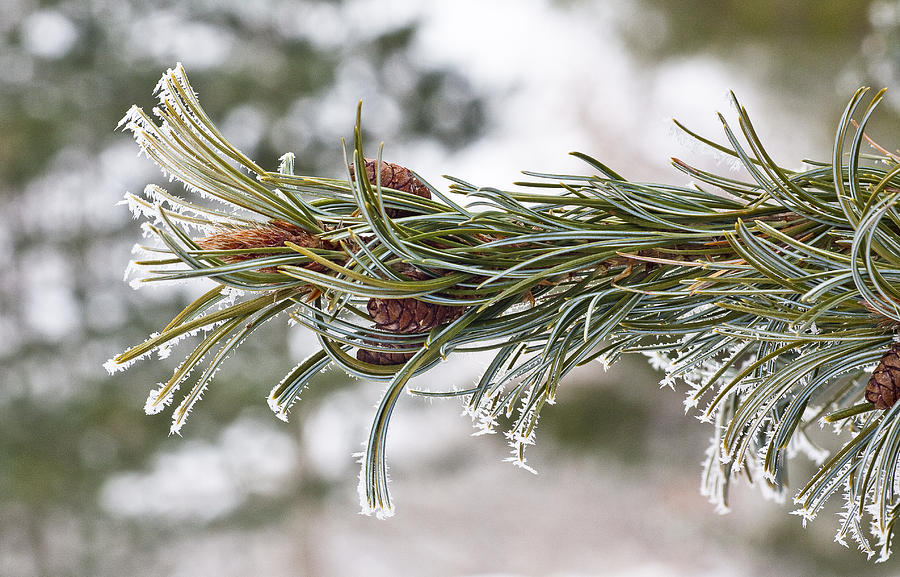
top-left (109, 64), bottom-right (900, 557)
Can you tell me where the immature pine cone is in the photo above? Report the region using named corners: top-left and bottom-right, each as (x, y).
top-left (356, 337), bottom-right (418, 366)
top-left (866, 343), bottom-right (900, 410)
top-left (356, 263), bottom-right (466, 365)
top-left (349, 158), bottom-right (431, 218)
top-left (346, 159), bottom-right (457, 364)
top-left (367, 297), bottom-right (465, 334)
top-left (357, 297), bottom-right (466, 365)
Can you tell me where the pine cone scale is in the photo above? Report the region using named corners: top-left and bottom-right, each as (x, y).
top-left (866, 343), bottom-right (900, 410)
top-left (357, 342), bottom-right (416, 366)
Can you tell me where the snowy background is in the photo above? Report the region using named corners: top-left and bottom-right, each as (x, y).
top-left (3, 0), bottom-right (900, 575)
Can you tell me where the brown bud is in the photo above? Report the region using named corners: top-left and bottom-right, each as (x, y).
top-left (866, 343), bottom-right (900, 410)
top-left (349, 158), bottom-right (430, 218)
top-left (197, 220), bottom-right (337, 273)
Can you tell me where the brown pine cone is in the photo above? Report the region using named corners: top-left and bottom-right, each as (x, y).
top-left (356, 338), bottom-right (417, 366)
top-left (356, 296), bottom-right (465, 365)
top-left (866, 343), bottom-right (900, 410)
top-left (349, 158), bottom-right (431, 218)
top-left (197, 220), bottom-right (337, 273)
top-left (355, 263), bottom-right (467, 365)
top-left (367, 297), bottom-right (465, 334)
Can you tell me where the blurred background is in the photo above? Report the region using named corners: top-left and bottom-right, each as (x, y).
top-left (3, 0), bottom-right (900, 575)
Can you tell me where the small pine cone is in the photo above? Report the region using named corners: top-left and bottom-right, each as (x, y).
top-left (197, 220), bottom-right (336, 273)
top-left (356, 338), bottom-right (416, 365)
top-left (355, 262), bottom-right (466, 365)
top-left (349, 158), bottom-right (430, 218)
top-left (866, 343), bottom-right (900, 410)
top-left (357, 299), bottom-right (464, 364)
top-left (367, 297), bottom-right (464, 334)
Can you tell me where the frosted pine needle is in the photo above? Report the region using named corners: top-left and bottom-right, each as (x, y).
top-left (108, 66), bottom-right (900, 558)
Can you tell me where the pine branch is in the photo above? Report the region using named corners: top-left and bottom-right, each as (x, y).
top-left (109, 64), bottom-right (900, 556)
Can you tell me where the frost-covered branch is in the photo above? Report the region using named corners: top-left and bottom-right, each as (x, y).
top-left (109, 65), bottom-right (900, 558)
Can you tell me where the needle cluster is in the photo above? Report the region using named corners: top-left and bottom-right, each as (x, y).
top-left (111, 64), bottom-right (900, 557)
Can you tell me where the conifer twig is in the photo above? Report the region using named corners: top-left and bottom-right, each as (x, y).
top-left (109, 65), bottom-right (900, 558)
